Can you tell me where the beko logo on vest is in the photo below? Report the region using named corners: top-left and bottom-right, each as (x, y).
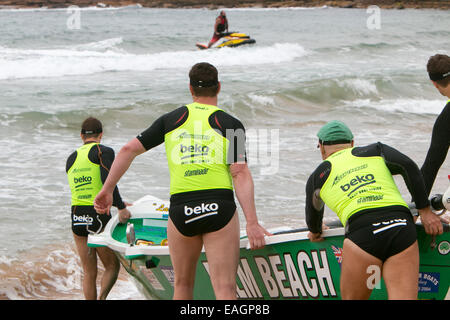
top-left (340, 174), bottom-right (375, 192)
top-left (74, 176), bottom-right (92, 184)
top-left (180, 144), bottom-right (209, 154)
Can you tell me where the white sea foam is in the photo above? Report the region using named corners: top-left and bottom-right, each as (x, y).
top-left (248, 94), bottom-right (276, 106)
top-left (0, 246), bottom-right (145, 300)
top-left (223, 6), bottom-right (329, 11)
top-left (0, 4), bottom-right (143, 12)
top-left (0, 5), bottom-right (325, 13)
top-left (341, 79), bottom-right (379, 95)
top-left (0, 42), bottom-right (307, 80)
top-left (345, 98), bottom-right (445, 115)
top-left (71, 37), bottom-right (124, 52)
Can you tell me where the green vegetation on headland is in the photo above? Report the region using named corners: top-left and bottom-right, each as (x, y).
top-left (1, 0), bottom-right (449, 10)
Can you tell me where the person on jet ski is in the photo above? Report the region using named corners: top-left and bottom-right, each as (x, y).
top-left (208, 11), bottom-right (229, 48)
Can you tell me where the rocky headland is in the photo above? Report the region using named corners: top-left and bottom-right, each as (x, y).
top-left (1, 0), bottom-right (449, 10)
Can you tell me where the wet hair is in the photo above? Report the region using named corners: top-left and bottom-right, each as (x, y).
top-left (427, 54), bottom-right (450, 87)
top-left (81, 117), bottom-right (102, 138)
top-left (189, 62), bottom-right (220, 97)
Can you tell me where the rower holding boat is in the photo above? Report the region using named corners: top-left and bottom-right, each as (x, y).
top-left (421, 54), bottom-right (450, 197)
top-left (66, 117), bottom-right (131, 300)
top-left (93, 62), bottom-right (271, 300)
top-left (304, 120), bottom-right (447, 300)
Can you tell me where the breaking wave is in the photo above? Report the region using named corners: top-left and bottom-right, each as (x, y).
top-left (0, 41), bottom-right (307, 80)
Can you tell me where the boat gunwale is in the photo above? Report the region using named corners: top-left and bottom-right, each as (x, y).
top-left (88, 195), bottom-right (449, 259)
top-left (88, 211), bottom-right (346, 258)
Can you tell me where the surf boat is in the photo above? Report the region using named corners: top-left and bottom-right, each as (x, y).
top-left (88, 194), bottom-right (450, 300)
top-left (196, 32), bottom-right (256, 50)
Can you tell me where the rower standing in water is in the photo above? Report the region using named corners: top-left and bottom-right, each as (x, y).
top-left (94, 63), bottom-right (270, 300)
top-left (208, 11), bottom-right (229, 48)
top-left (305, 120), bottom-right (445, 299)
top-left (421, 54), bottom-right (450, 197)
top-left (66, 117), bottom-right (131, 300)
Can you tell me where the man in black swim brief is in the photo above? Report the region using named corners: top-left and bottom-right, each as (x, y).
top-left (66, 117), bottom-right (131, 300)
top-left (94, 63), bottom-right (271, 300)
top-left (305, 120), bottom-right (445, 299)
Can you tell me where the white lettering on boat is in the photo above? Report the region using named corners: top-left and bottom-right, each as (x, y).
top-left (202, 248), bottom-right (337, 299)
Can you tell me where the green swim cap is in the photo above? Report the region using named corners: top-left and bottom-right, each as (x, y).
top-left (317, 120), bottom-right (353, 145)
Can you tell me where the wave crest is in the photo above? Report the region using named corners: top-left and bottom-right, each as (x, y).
top-left (0, 42), bottom-right (307, 80)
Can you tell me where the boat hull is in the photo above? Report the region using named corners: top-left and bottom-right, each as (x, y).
top-left (88, 195), bottom-right (450, 300)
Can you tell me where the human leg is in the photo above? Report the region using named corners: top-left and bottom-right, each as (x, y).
top-left (96, 246), bottom-right (120, 300)
top-left (167, 217), bottom-right (203, 299)
top-left (382, 241), bottom-right (419, 300)
top-left (340, 238), bottom-right (383, 300)
top-left (73, 233), bottom-right (98, 300)
top-left (202, 211), bottom-right (240, 300)
top-left (208, 33), bottom-right (221, 48)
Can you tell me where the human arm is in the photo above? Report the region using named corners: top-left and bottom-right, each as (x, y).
top-left (212, 111), bottom-right (271, 248)
top-left (95, 144), bottom-right (133, 222)
top-left (305, 162), bottom-right (329, 242)
top-left (94, 145), bottom-right (127, 210)
top-left (230, 163), bottom-right (272, 250)
top-left (94, 138), bottom-right (146, 214)
top-left (361, 142), bottom-right (443, 235)
top-left (94, 108), bottom-right (185, 215)
top-left (420, 102), bottom-right (450, 196)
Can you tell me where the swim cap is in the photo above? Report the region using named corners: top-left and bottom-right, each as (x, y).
top-left (317, 120), bottom-right (353, 145)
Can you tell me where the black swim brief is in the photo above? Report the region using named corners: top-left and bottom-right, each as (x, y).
top-left (169, 189), bottom-right (237, 237)
top-left (345, 206), bottom-right (417, 262)
top-left (71, 206), bottom-right (111, 237)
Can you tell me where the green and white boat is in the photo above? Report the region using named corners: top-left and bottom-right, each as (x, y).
top-left (88, 195), bottom-right (450, 300)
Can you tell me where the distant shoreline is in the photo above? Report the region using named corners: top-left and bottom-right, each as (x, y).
top-left (1, 0), bottom-right (450, 10)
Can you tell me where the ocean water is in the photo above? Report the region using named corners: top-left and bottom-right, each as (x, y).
top-left (0, 6), bottom-right (449, 299)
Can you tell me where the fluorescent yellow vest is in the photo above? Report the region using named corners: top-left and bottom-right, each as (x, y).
top-left (164, 103), bottom-right (233, 195)
top-left (319, 147), bottom-right (409, 226)
top-left (67, 143), bottom-right (103, 206)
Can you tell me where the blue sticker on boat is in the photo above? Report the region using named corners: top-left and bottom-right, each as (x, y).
top-left (418, 272), bottom-right (440, 293)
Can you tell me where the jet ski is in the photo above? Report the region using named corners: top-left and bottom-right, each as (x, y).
top-left (196, 32), bottom-right (256, 50)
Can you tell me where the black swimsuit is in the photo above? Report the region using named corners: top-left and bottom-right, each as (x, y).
top-left (305, 142), bottom-right (429, 261)
top-left (169, 189), bottom-right (236, 237)
top-left (345, 207), bottom-right (417, 261)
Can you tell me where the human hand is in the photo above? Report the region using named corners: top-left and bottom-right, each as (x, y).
top-left (246, 223), bottom-right (272, 250)
top-left (419, 207), bottom-right (443, 235)
top-left (308, 231), bottom-right (324, 242)
top-left (94, 189), bottom-right (113, 215)
top-left (118, 207), bottom-right (131, 224)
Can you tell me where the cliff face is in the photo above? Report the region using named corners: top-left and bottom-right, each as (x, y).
top-left (1, 0), bottom-right (449, 9)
